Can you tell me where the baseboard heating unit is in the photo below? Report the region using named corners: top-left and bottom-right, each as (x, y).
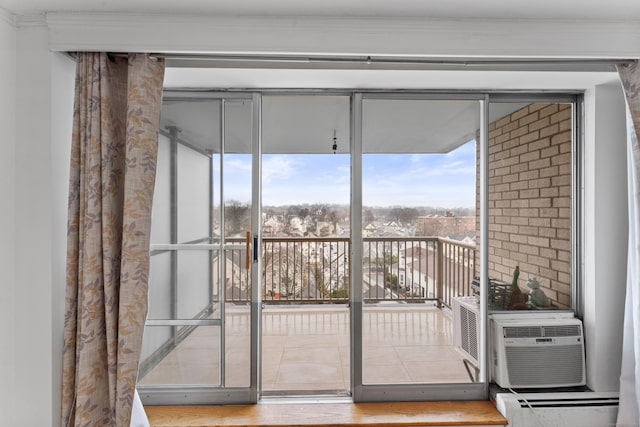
top-left (495, 391), bottom-right (619, 427)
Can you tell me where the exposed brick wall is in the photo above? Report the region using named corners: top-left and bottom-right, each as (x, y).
top-left (476, 103), bottom-right (572, 309)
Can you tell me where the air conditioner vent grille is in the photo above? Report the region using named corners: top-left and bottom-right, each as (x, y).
top-left (504, 324), bottom-right (581, 338)
top-left (505, 345), bottom-right (585, 387)
top-left (460, 305), bottom-right (478, 361)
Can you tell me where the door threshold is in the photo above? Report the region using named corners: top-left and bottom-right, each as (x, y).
top-left (259, 394), bottom-right (353, 404)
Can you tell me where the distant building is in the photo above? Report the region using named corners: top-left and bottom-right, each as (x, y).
top-left (416, 215), bottom-right (475, 238)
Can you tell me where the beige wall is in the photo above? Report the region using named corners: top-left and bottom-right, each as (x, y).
top-left (478, 103), bottom-right (573, 309)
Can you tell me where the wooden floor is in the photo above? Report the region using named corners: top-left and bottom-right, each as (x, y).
top-left (146, 401), bottom-right (507, 427)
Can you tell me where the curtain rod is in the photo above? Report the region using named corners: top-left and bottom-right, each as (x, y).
top-left (72, 52), bottom-right (634, 71)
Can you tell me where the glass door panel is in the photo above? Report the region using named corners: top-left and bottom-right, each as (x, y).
top-left (360, 97), bottom-right (481, 386)
top-left (139, 95), bottom-right (256, 403)
top-left (260, 95), bottom-right (351, 396)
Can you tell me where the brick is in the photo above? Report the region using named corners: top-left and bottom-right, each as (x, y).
top-left (530, 198), bottom-right (552, 208)
top-left (558, 207), bottom-right (571, 218)
top-left (558, 119), bottom-right (573, 132)
top-left (489, 176), bottom-right (503, 186)
top-left (510, 181), bottom-right (529, 191)
top-left (540, 166), bottom-right (559, 178)
top-left (551, 259), bottom-right (570, 273)
top-left (540, 207), bottom-right (559, 218)
top-left (520, 151), bottom-right (540, 163)
top-left (520, 188), bottom-right (540, 198)
top-left (537, 227), bottom-right (557, 238)
top-left (552, 175), bottom-right (571, 187)
top-left (529, 217), bottom-right (551, 227)
top-left (495, 216), bottom-right (510, 224)
top-left (502, 120), bottom-right (520, 133)
top-left (494, 183), bottom-right (511, 192)
top-left (504, 242), bottom-right (519, 252)
top-left (518, 225), bottom-right (539, 235)
top-left (495, 115), bottom-right (512, 128)
top-left (552, 153), bottom-right (571, 165)
top-left (510, 234), bottom-right (528, 244)
top-left (511, 107), bottom-right (531, 121)
top-left (551, 131), bottom-right (571, 145)
top-left (540, 187), bottom-right (559, 198)
top-left (503, 191), bottom-right (519, 200)
top-left (495, 200), bottom-right (510, 208)
top-left (519, 208), bottom-right (540, 217)
top-left (502, 174), bottom-right (519, 184)
top-left (520, 131), bottom-right (541, 144)
top-left (538, 104), bottom-right (560, 118)
top-left (559, 143), bottom-right (572, 154)
top-left (512, 252), bottom-right (529, 263)
top-left (528, 103), bottom-right (547, 113)
top-left (495, 133), bottom-right (512, 144)
top-left (510, 144), bottom-right (529, 157)
top-left (529, 178), bottom-right (551, 189)
top-left (489, 128), bottom-right (503, 139)
top-left (557, 250), bottom-right (571, 263)
top-left (503, 208), bottom-right (520, 217)
top-left (541, 146), bottom-right (560, 158)
top-left (529, 117), bottom-right (551, 132)
top-left (559, 186), bottom-right (572, 197)
top-left (528, 236), bottom-right (550, 247)
top-left (528, 138), bottom-right (551, 152)
top-left (510, 163), bottom-right (529, 174)
top-left (557, 271), bottom-right (571, 284)
top-left (502, 224), bottom-right (519, 234)
top-left (518, 170), bottom-right (540, 181)
top-left (530, 158), bottom-right (551, 170)
top-left (495, 165), bottom-right (511, 176)
top-left (510, 199), bottom-right (530, 208)
top-left (539, 247), bottom-right (557, 259)
top-left (528, 254), bottom-right (551, 268)
top-left (519, 112), bottom-right (540, 127)
top-left (510, 125), bottom-right (529, 139)
top-left (510, 217), bottom-right (529, 226)
top-left (550, 108), bottom-right (572, 124)
top-left (519, 244), bottom-right (539, 256)
top-left (559, 163), bottom-right (572, 175)
top-left (550, 239), bottom-right (570, 251)
top-left (540, 123), bottom-right (560, 138)
top-left (554, 223), bottom-right (572, 235)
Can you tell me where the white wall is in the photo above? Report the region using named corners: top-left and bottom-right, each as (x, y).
top-left (0, 9), bottom-right (17, 426)
top-left (50, 51), bottom-right (75, 426)
top-left (11, 21), bottom-right (74, 427)
top-left (583, 82), bottom-right (629, 391)
top-left (14, 23), bottom-right (54, 427)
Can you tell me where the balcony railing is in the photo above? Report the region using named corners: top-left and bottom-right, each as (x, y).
top-left (222, 236), bottom-right (476, 308)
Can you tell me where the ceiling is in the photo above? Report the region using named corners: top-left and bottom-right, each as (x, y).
top-left (3, 0), bottom-right (628, 156)
top-left (2, 0), bottom-right (640, 20)
top-left (160, 95), bottom-right (529, 155)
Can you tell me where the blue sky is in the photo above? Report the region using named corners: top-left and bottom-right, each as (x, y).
top-left (221, 140), bottom-right (476, 208)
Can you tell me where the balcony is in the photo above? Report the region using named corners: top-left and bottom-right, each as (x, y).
top-left (139, 236), bottom-right (477, 391)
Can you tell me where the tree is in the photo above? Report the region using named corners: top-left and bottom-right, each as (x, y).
top-left (225, 200), bottom-right (250, 236)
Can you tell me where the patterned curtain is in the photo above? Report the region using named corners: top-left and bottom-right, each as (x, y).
top-left (617, 60), bottom-right (640, 427)
top-left (61, 53), bottom-right (165, 427)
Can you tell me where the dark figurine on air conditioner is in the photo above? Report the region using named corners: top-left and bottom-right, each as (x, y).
top-left (507, 265), bottom-right (528, 310)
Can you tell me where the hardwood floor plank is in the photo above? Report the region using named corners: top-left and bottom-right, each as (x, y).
top-left (146, 401), bottom-right (507, 426)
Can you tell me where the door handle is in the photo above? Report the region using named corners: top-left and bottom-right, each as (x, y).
top-left (245, 231), bottom-right (251, 270)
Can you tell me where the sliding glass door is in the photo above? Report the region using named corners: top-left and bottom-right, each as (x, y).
top-left (351, 93), bottom-right (488, 401)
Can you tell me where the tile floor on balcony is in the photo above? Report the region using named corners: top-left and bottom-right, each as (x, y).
top-left (139, 303), bottom-right (472, 392)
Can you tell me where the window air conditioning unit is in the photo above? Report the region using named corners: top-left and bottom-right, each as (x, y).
top-left (452, 296), bottom-right (480, 366)
top-left (491, 317), bottom-right (586, 389)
